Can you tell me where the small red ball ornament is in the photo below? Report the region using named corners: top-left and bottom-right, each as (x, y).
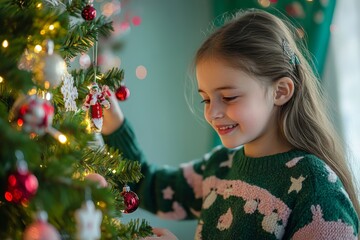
top-left (121, 185), bottom-right (139, 213)
top-left (82, 5), bottom-right (96, 21)
top-left (115, 85), bottom-right (130, 101)
top-left (5, 160), bottom-right (38, 204)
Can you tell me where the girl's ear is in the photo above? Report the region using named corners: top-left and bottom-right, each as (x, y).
top-left (273, 77), bottom-right (294, 106)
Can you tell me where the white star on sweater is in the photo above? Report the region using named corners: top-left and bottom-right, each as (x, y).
top-left (203, 189), bottom-right (217, 209)
top-left (288, 175), bottom-right (306, 194)
top-left (162, 186), bottom-right (175, 200)
top-left (220, 152), bottom-right (235, 168)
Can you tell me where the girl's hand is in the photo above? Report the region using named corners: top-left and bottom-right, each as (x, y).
top-left (101, 90), bottom-right (125, 135)
top-left (142, 228), bottom-right (178, 240)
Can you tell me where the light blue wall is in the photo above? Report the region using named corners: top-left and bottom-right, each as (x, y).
top-left (116, 0), bottom-right (213, 239)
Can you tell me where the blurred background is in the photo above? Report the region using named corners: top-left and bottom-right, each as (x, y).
top-left (86, 0), bottom-right (359, 239)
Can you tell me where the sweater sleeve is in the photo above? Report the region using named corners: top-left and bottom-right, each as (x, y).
top-left (288, 191), bottom-right (359, 240)
top-left (102, 119), bottom-right (206, 220)
top-left (283, 156), bottom-right (359, 239)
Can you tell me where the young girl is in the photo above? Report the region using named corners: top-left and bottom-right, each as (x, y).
top-left (102, 9), bottom-right (359, 239)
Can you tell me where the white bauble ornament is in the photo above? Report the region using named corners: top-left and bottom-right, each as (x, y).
top-left (32, 40), bottom-right (66, 89)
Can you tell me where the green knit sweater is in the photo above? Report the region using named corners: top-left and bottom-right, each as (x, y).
top-left (103, 119), bottom-right (359, 240)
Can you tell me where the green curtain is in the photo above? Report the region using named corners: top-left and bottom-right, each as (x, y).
top-left (212, 0), bottom-right (336, 75)
top-left (210, 0), bottom-right (336, 147)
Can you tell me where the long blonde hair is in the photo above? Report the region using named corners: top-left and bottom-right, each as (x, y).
top-left (195, 9), bottom-right (360, 219)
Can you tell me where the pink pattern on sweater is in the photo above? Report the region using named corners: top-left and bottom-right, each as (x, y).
top-left (292, 205), bottom-right (357, 240)
top-left (202, 176), bottom-right (291, 224)
top-left (195, 220), bottom-right (204, 240)
top-left (181, 162), bottom-right (203, 199)
top-left (156, 201), bottom-right (187, 220)
top-left (285, 156), bottom-right (304, 168)
top-left (217, 208), bottom-right (233, 231)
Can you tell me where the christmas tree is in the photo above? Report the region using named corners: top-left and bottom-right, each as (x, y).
top-left (0, 0), bottom-right (152, 238)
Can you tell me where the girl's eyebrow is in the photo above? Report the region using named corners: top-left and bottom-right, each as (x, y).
top-left (198, 86), bottom-right (238, 93)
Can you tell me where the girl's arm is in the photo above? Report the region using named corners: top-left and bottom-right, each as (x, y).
top-left (142, 228), bottom-right (178, 240)
top-left (101, 91), bottom-right (205, 220)
top-left (101, 90), bottom-right (124, 136)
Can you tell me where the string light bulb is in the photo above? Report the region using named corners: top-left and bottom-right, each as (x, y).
top-left (2, 40), bottom-right (9, 48)
top-left (47, 127), bottom-right (67, 144)
top-left (58, 134), bottom-right (67, 144)
top-left (34, 45), bottom-right (42, 53)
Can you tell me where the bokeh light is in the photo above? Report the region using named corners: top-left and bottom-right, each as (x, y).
top-left (79, 54), bottom-right (91, 69)
top-left (58, 134), bottom-right (67, 144)
top-left (136, 65), bottom-right (147, 80)
top-left (34, 45), bottom-right (42, 53)
top-left (258, 0), bottom-right (270, 8)
top-left (132, 16), bottom-right (142, 26)
top-left (102, 2), bottom-right (115, 17)
top-left (120, 21), bottom-right (131, 33)
top-left (2, 40), bottom-right (9, 48)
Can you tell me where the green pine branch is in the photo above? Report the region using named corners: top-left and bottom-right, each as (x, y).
top-left (61, 16), bottom-right (114, 61)
top-left (64, 0), bottom-right (87, 18)
top-left (101, 67), bottom-right (125, 89)
top-left (81, 147), bottom-right (143, 184)
top-left (114, 219), bottom-right (153, 240)
top-left (0, 0), bottom-right (151, 238)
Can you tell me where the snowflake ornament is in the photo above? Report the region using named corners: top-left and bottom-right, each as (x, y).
top-left (75, 200), bottom-right (102, 240)
top-left (61, 72), bottom-right (78, 112)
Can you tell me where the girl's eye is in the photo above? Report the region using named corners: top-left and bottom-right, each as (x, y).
top-left (223, 96), bottom-right (238, 102)
top-left (200, 99), bottom-right (210, 104)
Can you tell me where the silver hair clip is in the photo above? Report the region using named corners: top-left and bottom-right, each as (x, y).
top-left (282, 39), bottom-right (300, 65)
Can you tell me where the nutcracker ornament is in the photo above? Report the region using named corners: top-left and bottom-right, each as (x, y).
top-left (82, 82), bottom-right (110, 132)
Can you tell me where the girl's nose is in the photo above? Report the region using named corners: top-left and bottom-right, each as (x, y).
top-left (207, 102), bottom-right (224, 121)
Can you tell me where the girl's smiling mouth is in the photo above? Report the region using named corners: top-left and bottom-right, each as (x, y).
top-left (215, 124), bottom-right (239, 135)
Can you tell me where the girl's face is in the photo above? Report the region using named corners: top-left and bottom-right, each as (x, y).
top-left (196, 58), bottom-right (278, 151)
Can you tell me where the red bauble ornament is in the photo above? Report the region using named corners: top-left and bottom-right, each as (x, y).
top-left (82, 5), bottom-right (96, 21)
top-left (121, 185), bottom-right (139, 213)
top-left (5, 160), bottom-right (38, 204)
top-left (23, 211), bottom-right (61, 240)
top-left (115, 85), bottom-right (130, 101)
